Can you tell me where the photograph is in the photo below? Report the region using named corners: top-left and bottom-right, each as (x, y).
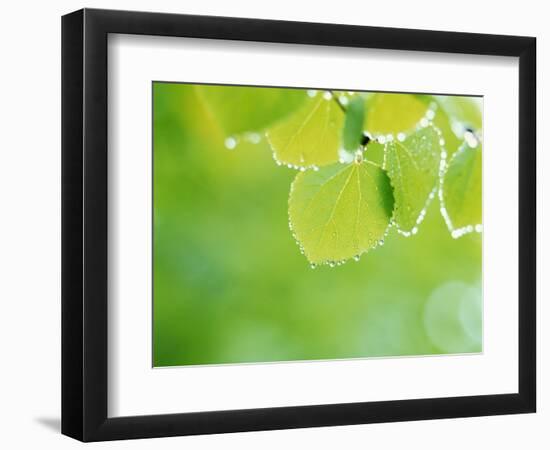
top-left (0, 1), bottom-right (539, 446)
top-left (152, 83), bottom-right (483, 367)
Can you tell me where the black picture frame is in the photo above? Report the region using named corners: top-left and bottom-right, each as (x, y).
top-left (62, 8), bottom-right (536, 442)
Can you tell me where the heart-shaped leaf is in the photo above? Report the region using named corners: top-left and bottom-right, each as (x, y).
top-left (441, 140), bottom-right (482, 232)
top-left (365, 93), bottom-right (428, 135)
top-left (435, 95), bottom-right (482, 133)
top-left (289, 161), bottom-right (394, 265)
top-left (266, 93), bottom-right (344, 169)
top-left (384, 125), bottom-right (442, 233)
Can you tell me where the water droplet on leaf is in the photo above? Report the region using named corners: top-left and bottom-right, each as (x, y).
top-left (224, 136), bottom-right (237, 150)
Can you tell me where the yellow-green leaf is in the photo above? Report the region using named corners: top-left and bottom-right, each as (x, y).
top-left (289, 161), bottom-right (394, 265)
top-left (413, 94), bottom-right (463, 156)
top-left (266, 94), bottom-right (344, 168)
top-left (434, 95), bottom-right (482, 133)
top-left (384, 126), bottom-right (442, 232)
top-left (365, 93), bottom-right (428, 135)
top-left (195, 85), bottom-right (307, 135)
top-left (441, 141), bottom-right (482, 231)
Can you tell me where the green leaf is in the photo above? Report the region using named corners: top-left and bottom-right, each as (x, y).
top-left (441, 141), bottom-right (482, 231)
top-left (288, 161), bottom-right (394, 265)
top-left (266, 94), bottom-right (344, 168)
top-left (384, 126), bottom-right (442, 232)
top-left (412, 94), bottom-right (462, 156)
top-left (415, 95), bottom-right (482, 155)
top-left (431, 104), bottom-right (463, 157)
top-left (365, 93), bottom-right (428, 135)
top-left (364, 139), bottom-right (385, 166)
top-left (434, 96), bottom-right (482, 132)
top-left (195, 85), bottom-right (307, 135)
top-left (342, 96), bottom-right (366, 152)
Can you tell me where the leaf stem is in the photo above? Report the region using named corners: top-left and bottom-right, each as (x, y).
top-left (329, 90), bottom-right (347, 114)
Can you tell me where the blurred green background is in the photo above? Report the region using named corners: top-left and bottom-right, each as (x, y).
top-left (153, 82), bottom-right (482, 367)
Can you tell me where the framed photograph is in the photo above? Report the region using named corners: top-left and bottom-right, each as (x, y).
top-left (61, 8), bottom-right (536, 441)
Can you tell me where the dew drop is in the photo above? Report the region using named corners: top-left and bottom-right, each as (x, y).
top-left (377, 135), bottom-right (386, 145)
top-left (307, 89), bottom-right (318, 98)
top-left (420, 118), bottom-right (429, 128)
top-left (224, 136), bottom-right (237, 150)
top-left (339, 96), bottom-right (349, 106)
top-left (475, 224), bottom-right (483, 233)
top-left (323, 91), bottom-right (333, 101)
top-left (386, 134), bottom-right (394, 142)
top-left (439, 138), bottom-right (445, 146)
top-left (426, 109), bottom-right (436, 120)
top-left (338, 148), bottom-right (354, 164)
top-left (451, 121), bottom-right (465, 138)
top-left (464, 131), bottom-right (479, 148)
top-left (353, 255), bottom-right (360, 262)
top-left (310, 263), bottom-right (317, 269)
top-left (246, 132), bottom-right (261, 144)
top-left (397, 132), bottom-right (406, 142)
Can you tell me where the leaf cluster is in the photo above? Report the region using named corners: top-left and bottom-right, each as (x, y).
top-left (197, 87), bottom-right (482, 266)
